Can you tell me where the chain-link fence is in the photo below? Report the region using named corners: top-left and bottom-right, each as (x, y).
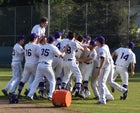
top-left (0, 3), bottom-right (48, 46)
top-left (0, 1), bottom-right (131, 47)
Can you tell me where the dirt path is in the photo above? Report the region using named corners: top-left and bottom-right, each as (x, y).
top-left (0, 99), bottom-right (80, 113)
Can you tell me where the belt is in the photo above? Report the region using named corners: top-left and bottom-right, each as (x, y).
top-left (84, 62), bottom-right (92, 64)
top-left (39, 61), bottom-right (48, 64)
top-left (67, 59), bottom-right (73, 61)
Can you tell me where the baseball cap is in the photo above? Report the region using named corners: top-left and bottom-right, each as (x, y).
top-left (54, 31), bottom-right (62, 38)
top-left (90, 40), bottom-right (96, 46)
top-left (30, 33), bottom-right (39, 39)
top-left (47, 36), bottom-right (56, 42)
top-left (128, 41), bottom-right (135, 49)
top-left (17, 35), bottom-right (25, 41)
top-left (85, 35), bottom-right (91, 41)
top-left (95, 35), bottom-right (105, 44)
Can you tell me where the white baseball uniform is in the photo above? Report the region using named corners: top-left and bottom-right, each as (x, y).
top-left (20, 42), bottom-right (39, 88)
top-left (113, 47), bottom-right (136, 86)
top-left (28, 43), bottom-right (62, 98)
top-left (61, 39), bottom-right (83, 91)
top-left (31, 24), bottom-right (45, 38)
top-left (97, 44), bottom-right (114, 104)
top-left (3, 43), bottom-right (24, 93)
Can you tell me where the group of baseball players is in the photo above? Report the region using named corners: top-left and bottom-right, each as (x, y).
top-left (1, 17), bottom-right (136, 105)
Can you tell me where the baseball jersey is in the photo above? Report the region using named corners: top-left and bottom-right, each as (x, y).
top-left (24, 42), bottom-right (39, 64)
top-left (63, 39), bottom-right (82, 61)
top-left (114, 47), bottom-right (136, 68)
top-left (12, 43), bottom-right (24, 62)
top-left (38, 44), bottom-right (62, 66)
top-left (54, 39), bottom-right (62, 51)
top-left (31, 24), bottom-right (45, 38)
top-left (98, 44), bottom-right (111, 68)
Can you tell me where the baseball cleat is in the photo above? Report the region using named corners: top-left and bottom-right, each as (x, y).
top-left (2, 89), bottom-right (8, 96)
top-left (26, 96), bottom-right (34, 101)
top-left (111, 87), bottom-right (115, 93)
top-left (122, 90), bottom-right (128, 100)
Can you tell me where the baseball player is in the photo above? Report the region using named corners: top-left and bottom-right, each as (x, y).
top-left (77, 40), bottom-right (97, 98)
top-left (27, 36), bottom-right (65, 100)
top-left (112, 41), bottom-right (136, 100)
top-left (52, 31), bottom-right (63, 89)
top-left (16, 33), bottom-right (39, 98)
top-left (94, 36), bottom-right (114, 104)
top-left (61, 32), bottom-right (85, 96)
top-left (2, 35), bottom-right (25, 98)
top-left (90, 45), bottom-right (100, 100)
top-left (31, 17), bottom-right (48, 38)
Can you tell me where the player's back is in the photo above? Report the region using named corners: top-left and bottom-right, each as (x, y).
top-left (12, 43), bottom-right (24, 62)
top-left (115, 47), bottom-right (135, 68)
top-left (24, 42), bottom-right (39, 64)
top-left (38, 44), bottom-right (61, 66)
top-left (63, 40), bottom-right (80, 60)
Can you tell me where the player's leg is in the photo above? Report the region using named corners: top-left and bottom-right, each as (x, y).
top-left (9, 62), bottom-right (22, 94)
top-left (91, 67), bottom-right (99, 99)
top-left (69, 61), bottom-right (82, 96)
top-left (44, 66), bottom-right (56, 99)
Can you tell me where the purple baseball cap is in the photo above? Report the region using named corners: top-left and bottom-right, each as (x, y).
top-left (85, 35), bottom-right (91, 41)
top-left (128, 41), bottom-right (135, 49)
top-left (30, 33), bottom-right (39, 39)
top-left (17, 35), bottom-right (25, 41)
top-left (95, 36), bottom-right (105, 43)
top-left (90, 40), bottom-right (96, 46)
top-left (54, 31), bottom-right (62, 38)
top-left (47, 36), bottom-right (56, 42)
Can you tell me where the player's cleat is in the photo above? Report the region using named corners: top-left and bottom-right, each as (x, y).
top-left (84, 90), bottom-right (91, 98)
top-left (122, 90), bottom-right (128, 100)
top-left (120, 96), bottom-right (123, 100)
top-left (24, 89), bottom-right (29, 96)
top-left (39, 94), bottom-right (48, 100)
top-left (47, 97), bottom-right (52, 101)
top-left (26, 96), bottom-right (34, 101)
top-left (79, 90), bottom-right (85, 98)
top-left (9, 93), bottom-right (19, 104)
top-left (2, 89), bottom-right (8, 96)
top-left (111, 86), bottom-right (115, 93)
top-left (74, 90), bottom-right (80, 97)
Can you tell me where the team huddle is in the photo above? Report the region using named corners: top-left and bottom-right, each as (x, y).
top-left (1, 17), bottom-right (136, 105)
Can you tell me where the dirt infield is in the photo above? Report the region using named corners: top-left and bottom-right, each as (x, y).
top-left (0, 99), bottom-right (81, 113)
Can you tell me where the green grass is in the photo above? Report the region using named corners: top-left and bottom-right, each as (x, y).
top-left (0, 68), bottom-right (140, 113)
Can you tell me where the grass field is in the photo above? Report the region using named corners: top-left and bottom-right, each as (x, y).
top-left (0, 68), bottom-right (140, 113)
